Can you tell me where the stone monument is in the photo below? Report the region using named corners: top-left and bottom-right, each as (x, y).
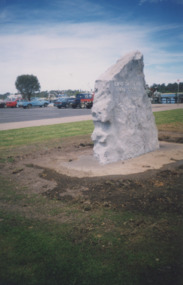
top-left (91, 51), bottom-right (159, 164)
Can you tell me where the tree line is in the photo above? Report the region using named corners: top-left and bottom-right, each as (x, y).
top-left (150, 82), bottom-right (183, 93)
top-left (0, 74), bottom-right (182, 99)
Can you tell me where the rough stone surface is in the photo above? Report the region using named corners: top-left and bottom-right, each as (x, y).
top-left (91, 51), bottom-right (159, 164)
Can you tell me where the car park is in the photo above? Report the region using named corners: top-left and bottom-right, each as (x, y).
top-left (17, 98), bottom-right (49, 109)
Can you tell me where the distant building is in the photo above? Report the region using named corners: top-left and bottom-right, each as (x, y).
top-left (7, 94), bottom-right (22, 100)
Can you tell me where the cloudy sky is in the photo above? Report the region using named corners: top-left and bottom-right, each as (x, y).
top-left (0, 0), bottom-right (183, 93)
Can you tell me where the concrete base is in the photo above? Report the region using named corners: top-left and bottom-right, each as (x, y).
top-left (36, 141), bottom-right (183, 178)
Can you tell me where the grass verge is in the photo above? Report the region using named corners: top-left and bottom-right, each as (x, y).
top-left (0, 109), bottom-right (183, 150)
top-left (154, 109), bottom-right (183, 132)
top-left (0, 120), bottom-right (94, 149)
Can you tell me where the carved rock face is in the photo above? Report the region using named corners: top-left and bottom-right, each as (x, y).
top-left (91, 51), bottom-right (159, 164)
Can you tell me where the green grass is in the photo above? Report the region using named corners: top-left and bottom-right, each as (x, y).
top-left (154, 109), bottom-right (183, 132)
top-left (1, 210), bottom-right (182, 285)
top-left (0, 120), bottom-right (94, 149)
top-left (154, 109), bottom-right (183, 125)
top-left (0, 175), bottom-right (182, 285)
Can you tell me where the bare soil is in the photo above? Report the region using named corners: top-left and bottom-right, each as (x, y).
top-left (158, 130), bottom-right (183, 143)
top-left (1, 130), bottom-right (183, 217)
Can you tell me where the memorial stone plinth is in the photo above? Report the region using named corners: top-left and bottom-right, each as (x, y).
top-left (91, 51), bottom-right (159, 164)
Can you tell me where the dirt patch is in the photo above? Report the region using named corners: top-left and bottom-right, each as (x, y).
top-left (1, 131), bottom-right (183, 217)
top-left (158, 131), bottom-right (183, 143)
top-left (37, 163), bottom-right (183, 215)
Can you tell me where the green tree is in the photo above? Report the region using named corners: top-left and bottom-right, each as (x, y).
top-left (150, 82), bottom-right (183, 93)
top-left (15, 74), bottom-right (40, 100)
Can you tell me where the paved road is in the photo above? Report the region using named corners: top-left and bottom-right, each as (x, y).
top-left (0, 106), bottom-right (91, 123)
top-left (0, 104), bottom-right (182, 131)
top-left (151, 103), bottom-right (183, 112)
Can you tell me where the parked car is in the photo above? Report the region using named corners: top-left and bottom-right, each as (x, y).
top-left (54, 97), bottom-right (75, 109)
top-left (17, 99), bottom-right (26, 108)
top-left (6, 98), bottom-right (18, 108)
top-left (71, 93), bottom-right (93, 108)
top-left (54, 98), bottom-right (69, 108)
top-left (80, 93), bottom-right (94, 109)
top-left (66, 97), bottom-right (76, 107)
top-left (17, 98), bottom-right (49, 109)
top-left (0, 100), bottom-right (6, 108)
top-left (38, 98), bottom-right (49, 107)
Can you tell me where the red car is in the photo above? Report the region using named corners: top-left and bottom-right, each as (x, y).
top-left (6, 98), bottom-right (18, 108)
